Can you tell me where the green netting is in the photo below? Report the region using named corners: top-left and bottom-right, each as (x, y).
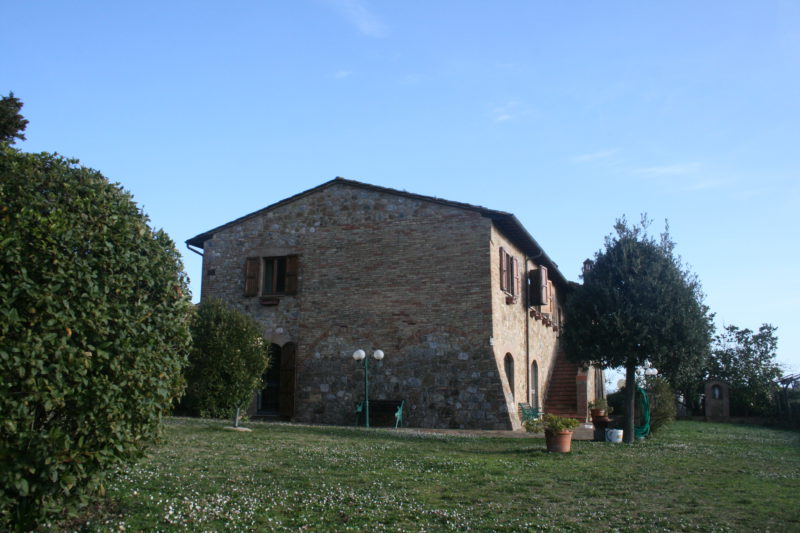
top-left (635, 386), bottom-right (651, 439)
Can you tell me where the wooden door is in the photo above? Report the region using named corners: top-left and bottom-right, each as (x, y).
top-left (279, 342), bottom-right (296, 419)
top-left (259, 344), bottom-right (281, 413)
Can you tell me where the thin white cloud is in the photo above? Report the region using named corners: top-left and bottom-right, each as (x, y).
top-left (634, 162), bottom-right (728, 191)
top-left (683, 178), bottom-right (726, 191)
top-left (323, 0), bottom-right (387, 37)
top-left (636, 163), bottom-right (701, 176)
top-left (490, 100), bottom-right (532, 123)
top-left (334, 70), bottom-right (353, 79)
top-left (574, 149), bottom-right (618, 163)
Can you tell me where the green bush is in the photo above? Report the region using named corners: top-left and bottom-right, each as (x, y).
top-left (606, 389), bottom-right (626, 416)
top-left (646, 377), bottom-right (677, 433)
top-left (608, 380), bottom-right (676, 435)
top-left (0, 146), bottom-right (192, 530)
top-left (524, 413), bottom-right (580, 434)
top-left (181, 299), bottom-right (270, 419)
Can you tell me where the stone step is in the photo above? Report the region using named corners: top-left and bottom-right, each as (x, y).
top-left (547, 389), bottom-right (576, 397)
top-left (547, 403), bottom-right (577, 410)
top-left (544, 353), bottom-right (582, 419)
top-left (548, 395), bottom-right (576, 402)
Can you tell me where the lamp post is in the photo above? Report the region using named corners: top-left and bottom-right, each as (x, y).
top-left (352, 348), bottom-right (384, 428)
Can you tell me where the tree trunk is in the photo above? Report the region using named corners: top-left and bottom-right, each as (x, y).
top-left (624, 362), bottom-right (636, 444)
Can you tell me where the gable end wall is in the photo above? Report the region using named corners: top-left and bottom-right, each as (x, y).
top-left (199, 183), bottom-right (511, 428)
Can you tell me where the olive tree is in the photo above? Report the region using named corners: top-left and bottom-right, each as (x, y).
top-left (0, 145), bottom-right (192, 530)
top-left (562, 217), bottom-right (713, 443)
top-left (181, 299), bottom-right (270, 421)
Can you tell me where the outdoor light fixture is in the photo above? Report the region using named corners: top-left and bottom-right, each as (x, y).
top-left (353, 349), bottom-right (385, 428)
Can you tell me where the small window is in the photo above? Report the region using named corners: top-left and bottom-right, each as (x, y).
top-left (264, 257), bottom-right (287, 294)
top-left (504, 353), bottom-right (515, 398)
top-left (527, 267), bottom-right (549, 307)
top-left (244, 255), bottom-right (298, 297)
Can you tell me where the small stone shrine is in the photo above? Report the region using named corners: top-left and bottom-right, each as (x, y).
top-left (704, 380), bottom-right (730, 420)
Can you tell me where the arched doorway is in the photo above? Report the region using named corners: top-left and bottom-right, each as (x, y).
top-left (258, 342), bottom-right (295, 419)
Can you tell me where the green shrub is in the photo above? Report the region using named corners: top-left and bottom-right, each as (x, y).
top-left (0, 146), bottom-right (192, 530)
top-left (606, 389), bottom-right (626, 416)
top-left (607, 381), bottom-right (675, 435)
top-left (524, 413), bottom-right (580, 434)
top-left (181, 299), bottom-right (270, 419)
top-left (646, 377), bottom-right (677, 433)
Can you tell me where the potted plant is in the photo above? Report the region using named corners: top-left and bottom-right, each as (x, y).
top-left (525, 413), bottom-right (580, 453)
top-left (588, 398), bottom-right (611, 418)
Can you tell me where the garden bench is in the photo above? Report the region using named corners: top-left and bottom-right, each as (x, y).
top-left (518, 402), bottom-right (542, 422)
top-left (355, 399), bottom-right (405, 428)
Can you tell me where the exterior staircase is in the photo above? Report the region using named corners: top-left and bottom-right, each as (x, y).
top-left (544, 352), bottom-right (582, 419)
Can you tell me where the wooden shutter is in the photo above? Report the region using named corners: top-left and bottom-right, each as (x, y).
top-left (539, 267), bottom-right (550, 307)
top-left (499, 247), bottom-right (508, 292)
top-left (512, 256), bottom-right (520, 297)
top-left (244, 257), bottom-right (260, 297)
top-left (285, 255), bottom-right (299, 295)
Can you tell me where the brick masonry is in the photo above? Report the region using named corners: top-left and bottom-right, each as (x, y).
top-left (195, 180), bottom-right (599, 429)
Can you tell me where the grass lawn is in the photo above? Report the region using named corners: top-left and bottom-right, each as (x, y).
top-left (70, 418), bottom-right (799, 532)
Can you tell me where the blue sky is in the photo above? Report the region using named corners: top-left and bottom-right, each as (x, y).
top-left (4, 1), bottom-right (798, 375)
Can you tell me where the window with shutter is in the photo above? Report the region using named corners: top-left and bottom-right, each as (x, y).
top-left (527, 270), bottom-right (535, 305)
top-left (526, 266), bottom-right (551, 307)
top-left (500, 247), bottom-right (521, 301)
top-left (248, 255), bottom-right (300, 296)
top-left (499, 247), bottom-right (508, 292)
top-left (541, 279), bottom-right (554, 316)
top-left (539, 266), bottom-right (549, 307)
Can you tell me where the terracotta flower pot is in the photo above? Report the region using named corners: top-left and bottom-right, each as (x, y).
top-left (590, 408), bottom-right (606, 418)
top-left (545, 430), bottom-right (574, 453)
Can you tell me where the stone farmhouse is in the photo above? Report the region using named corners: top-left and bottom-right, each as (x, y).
top-left (186, 178), bottom-right (603, 430)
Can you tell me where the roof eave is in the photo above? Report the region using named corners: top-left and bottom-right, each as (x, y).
top-left (487, 213), bottom-right (568, 287)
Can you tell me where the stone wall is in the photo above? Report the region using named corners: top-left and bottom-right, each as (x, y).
top-left (489, 227), bottom-right (562, 429)
top-left (199, 182), bottom-right (512, 428)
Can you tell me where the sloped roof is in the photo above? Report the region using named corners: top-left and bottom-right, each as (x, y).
top-left (186, 177), bottom-right (568, 286)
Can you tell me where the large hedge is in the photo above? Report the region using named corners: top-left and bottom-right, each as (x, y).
top-left (181, 299), bottom-right (270, 419)
top-left (0, 146), bottom-right (192, 530)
